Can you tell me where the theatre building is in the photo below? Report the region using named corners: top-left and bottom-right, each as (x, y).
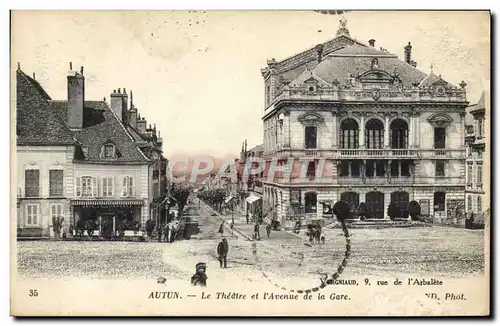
top-left (261, 20), bottom-right (468, 226)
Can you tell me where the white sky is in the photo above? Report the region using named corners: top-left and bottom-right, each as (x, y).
top-left (11, 10), bottom-right (490, 159)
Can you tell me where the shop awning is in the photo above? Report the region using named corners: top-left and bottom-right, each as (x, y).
top-left (224, 195), bottom-right (235, 204)
top-left (246, 194), bottom-right (261, 204)
top-left (161, 196), bottom-right (177, 206)
top-left (71, 199), bottom-right (144, 207)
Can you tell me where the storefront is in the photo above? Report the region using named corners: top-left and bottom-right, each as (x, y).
top-left (70, 199), bottom-right (144, 237)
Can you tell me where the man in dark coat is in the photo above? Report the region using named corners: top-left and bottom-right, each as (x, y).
top-left (217, 238), bottom-right (229, 268)
top-left (254, 223), bottom-right (260, 241)
top-left (191, 262), bottom-right (207, 286)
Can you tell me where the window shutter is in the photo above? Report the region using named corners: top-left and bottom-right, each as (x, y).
top-left (92, 177), bottom-right (98, 197)
top-left (110, 177), bottom-right (115, 197)
top-left (33, 205), bottom-right (38, 225)
top-left (123, 177), bottom-right (127, 196)
top-left (76, 177), bottom-right (81, 197)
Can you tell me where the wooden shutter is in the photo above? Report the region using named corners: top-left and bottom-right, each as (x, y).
top-left (129, 177), bottom-right (134, 196)
top-left (110, 177), bottom-right (115, 197)
top-left (26, 205), bottom-right (32, 225)
top-left (76, 177), bottom-right (81, 197)
top-left (122, 177), bottom-right (127, 197)
top-left (92, 177), bottom-right (98, 197)
top-left (33, 205), bottom-right (38, 225)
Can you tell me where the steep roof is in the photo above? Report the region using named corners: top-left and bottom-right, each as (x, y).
top-left (50, 100), bottom-right (150, 164)
top-left (289, 43), bottom-right (433, 88)
top-left (16, 69), bottom-right (75, 146)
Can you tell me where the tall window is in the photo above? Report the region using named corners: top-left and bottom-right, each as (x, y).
top-left (365, 119), bottom-right (384, 149)
top-left (477, 197), bottom-right (482, 213)
top-left (306, 161), bottom-right (316, 180)
top-left (266, 85), bottom-right (271, 105)
top-left (477, 119), bottom-right (483, 137)
top-left (390, 119), bottom-right (409, 149)
top-left (340, 119), bottom-right (359, 149)
top-left (340, 192), bottom-right (359, 212)
top-left (477, 165), bottom-right (483, 187)
top-left (50, 203), bottom-right (63, 220)
top-left (435, 161), bottom-right (445, 177)
top-left (76, 176), bottom-right (95, 197)
top-left (102, 177), bottom-right (114, 197)
top-left (305, 126), bottom-right (317, 149)
top-left (467, 195), bottom-right (472, 211)
top-left (49, 169), bottom-right (64, 197)
top-left (433, 192), bottom-right (446, 212)
top-left (25, 204), bottom-right (40, 226)
top-left (123, 176), bottom-right (134, 197)
top-left (391, 191), bottom-right (410, 218)
top-left (25, 169), bottom-right (40, 197)
top-left (434, 127), bottom-right (446, 149)
top-left (304, 192), bottom-right (317, 213)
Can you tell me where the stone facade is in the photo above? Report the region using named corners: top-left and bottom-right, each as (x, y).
top-left (261, 22), bottom-right (468, 227)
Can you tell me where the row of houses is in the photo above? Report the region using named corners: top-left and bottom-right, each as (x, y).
top-left (228, 19), bottom-right (490, 228)
top-left (16, 63), bottom-right (168, 238)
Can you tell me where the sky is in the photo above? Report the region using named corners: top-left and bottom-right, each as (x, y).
top-left (11, 11), bottom-right (490, 159)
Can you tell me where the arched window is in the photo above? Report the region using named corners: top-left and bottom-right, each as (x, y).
top-left (366, 191), bottom-right (385, 219)
top-left (100, 142), bottom-right (116, 159)
top-left (340, 192), bottom-right (359, 212)
top-left (340, 119), bottom-right (359, 149)
top-left (467, 195), bottom-right (472, 212)
top-left (365, 119), bottom-right (384, 149)
top-left (391, 191), bottom-right (410, 217)
top-left (477, 196), bottom-right (482, 213)
top-left (390, 119), bottom-right (409, 149)
top-left (304, 192), bottom-right (317, 214)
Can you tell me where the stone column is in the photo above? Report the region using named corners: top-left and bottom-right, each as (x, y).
top-left (359, 114), bottom-right (365, 149)
top-left (384, 114), bottom-right (390, 148)
top-left (332, 112), bottom-right (338, 149)
top-left (283, 111), bottom-right (290, 148)
top-left (384, 192), bottom-right (391, 220)
top-left (409, 114), bottom-right (414, 148)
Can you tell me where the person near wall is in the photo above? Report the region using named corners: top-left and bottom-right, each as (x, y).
top-left (217, 238), bottom-right (229, 268)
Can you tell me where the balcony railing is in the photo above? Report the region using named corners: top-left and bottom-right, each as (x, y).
top-left (335, 148), bottom-right (418, 158)
top-left (419, 149), bottom-right (465, 159)
top-left (337, 176), bottom-right (415, 185)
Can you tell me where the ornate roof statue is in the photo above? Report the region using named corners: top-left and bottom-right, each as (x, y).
top-left (336, 17), bottom-right (350, 37)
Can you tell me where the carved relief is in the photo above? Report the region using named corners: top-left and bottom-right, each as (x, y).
top-left (298, 112), bottom-right (324, 126)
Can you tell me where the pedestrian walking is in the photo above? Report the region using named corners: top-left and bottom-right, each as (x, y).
top-left (266, 223), bottom-right (271, 238)
top-left (191, 262), bottom-right (208, 287)
top-left (164, 224), bottom-right (170, 243)
top-left (230, 221), bottom-right (234, 236)
top-left (251, 242), bottom-right (258, 264)
top-left (157, 224), bottom-right (163, 242)
top-left (253, 223), bottom-right (260, 240)
top-left (217, 238), bottom-right (229, 268)
top-left (218, 222), bottom-right (224, 236)
top-left (246, 212), bottom-right (249, 224)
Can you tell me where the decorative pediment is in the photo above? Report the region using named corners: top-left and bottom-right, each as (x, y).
top-left (428, 113), bottom-right (453, 127)
top-left (358, 69), bottom-right (394, 84)
top-left (298, 112), bottom-right (324, 126)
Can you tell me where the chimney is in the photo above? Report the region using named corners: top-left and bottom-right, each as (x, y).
top-left (110, 88), bottom-right (128, 123)
top-left (368, 39), bottom-right (375, 47)
top-left (404, 42), bottom-right (412, 64)
top-left (137, 116), bottom-right (147, 134)
top-left (67, 63), bottom-right (85, 130)
top-left (129, 90), bottom-right (137, 129)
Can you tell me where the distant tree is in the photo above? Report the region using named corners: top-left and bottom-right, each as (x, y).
top-left (171, 185), bottom-right (192, 216)
top-left (333, 200), bottom-right (350, 222)
top-left (387, 202), bottom-right (400, 220)
top-left (407, 201), bottom-right (421, 221)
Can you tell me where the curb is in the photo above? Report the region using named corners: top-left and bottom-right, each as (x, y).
top-left (201, 202), bottom-right (254, 241)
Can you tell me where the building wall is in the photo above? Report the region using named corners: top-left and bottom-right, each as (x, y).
top-left (17, 145), bottom-right (75, 235)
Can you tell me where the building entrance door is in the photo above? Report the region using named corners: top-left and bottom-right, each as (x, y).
top-left (366, 191), bottom-right (385, 219)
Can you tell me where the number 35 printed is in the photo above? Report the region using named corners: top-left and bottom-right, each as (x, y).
top-left (29, 289), bottom-right (38, 297)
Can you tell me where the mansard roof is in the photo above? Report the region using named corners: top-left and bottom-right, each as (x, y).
top-left (50, 100), bottom-right (150, 164)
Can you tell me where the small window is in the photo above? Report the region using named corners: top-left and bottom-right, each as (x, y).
top-left (25, 204), bottom-right (40, 226)
top-left (77, 176), bottom-right (95, 197)
top-left (101, 143), bottom-right (116, 159)
top-left (102, 177), bottom-right (114, 197)
top-left (50, 203), bottom-right (64, 220)
top-left (467, 195), bottom-right (472, 211)
top-left (122, 176), bottom-right (134, 197)
top-left (477, 165), bottom-right (483, 187)
top-left (49, 169), bottom-right (64, 197)
top-left (477, 197), bottom-right (482, 213)
top-left (467, 165), bottom-right (473, 184)
top-left (435, 161), bottom-right (445, 177)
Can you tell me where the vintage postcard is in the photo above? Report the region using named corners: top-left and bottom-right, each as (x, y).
top-left (10, 10), bottom-right (491, 316)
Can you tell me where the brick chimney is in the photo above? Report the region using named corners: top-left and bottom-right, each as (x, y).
top-left (110, 88), bottom-right (128, 123)
top-left (315, 44), bottom-right (324, 63)
top-left (137, 115), bottom-right (147, 134)
top-left (67, 63), bottom-right (85, 130)
top-left (404, 42), bottom-right (412, 64)
top-left (368, 39), bottom-right (375, 47)
top-left (128, 90), bottom-right (137, 129)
